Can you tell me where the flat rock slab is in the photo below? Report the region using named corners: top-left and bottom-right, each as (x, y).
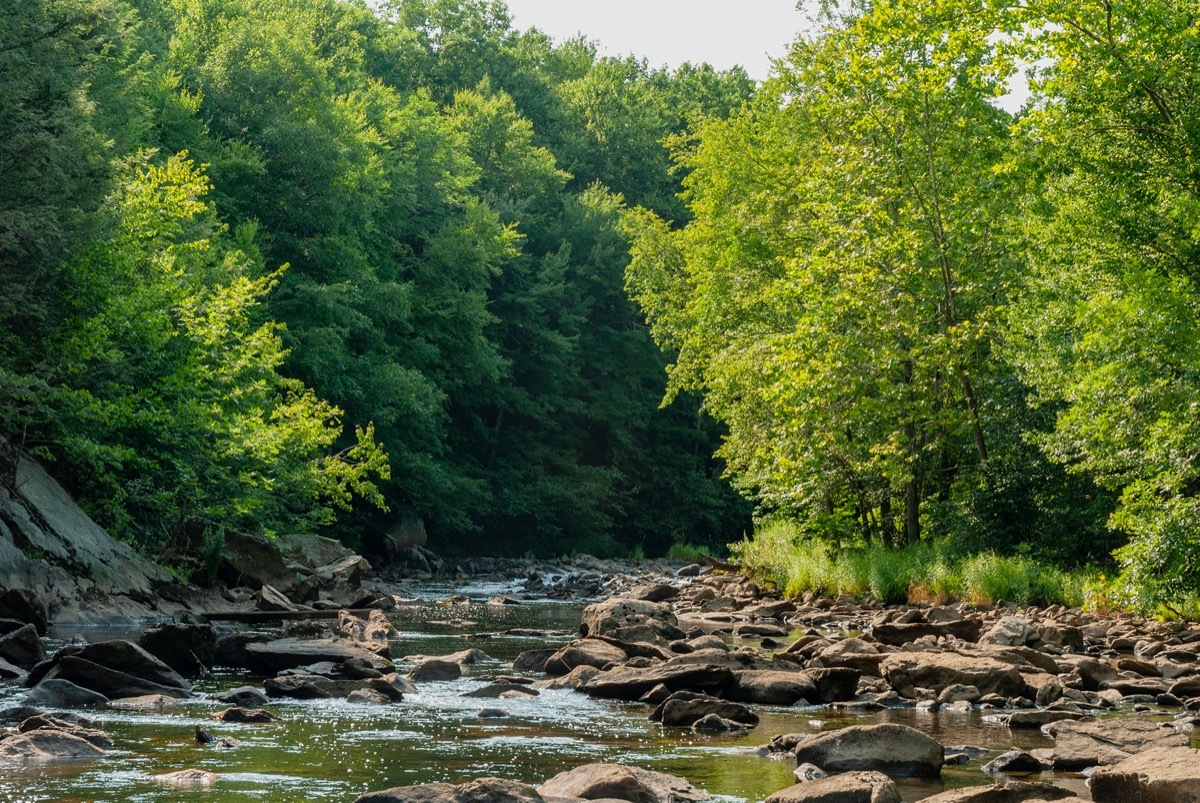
top-left (1090, 745), bottom-right (1200, 802)
top-left (919, 780), bottom-right (1077, 802)
top-left (539, 763), bottom-right (711, 802)
top-left (581, 662), bottom-right (733, 701)
top-left (792, 724), bottom-right (944, 777)
top-left (243, 638), bottom-right (393, 674)
top-left (1045, 717), bottom-right (1189, 771)
top-left (357, 777), bottom-right (544, 803)
top-left (765, 771), bottom-right (901, 803)
top-left (0, 729), bottom-right (106, 761)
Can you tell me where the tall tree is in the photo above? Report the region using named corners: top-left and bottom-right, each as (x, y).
top-left (627, 0), bottom-right (1018, 543)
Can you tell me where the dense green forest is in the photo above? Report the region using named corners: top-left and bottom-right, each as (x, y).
top-left (4, 0), bottom-right (1200, 610)
top-left (0, 0), bottom-right (753, 561)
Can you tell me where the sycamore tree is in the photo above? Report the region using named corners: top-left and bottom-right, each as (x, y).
top-left (626, 0), bottom-right (1019, 544)
top-left (1005, 0), bottom-right (1200, 606)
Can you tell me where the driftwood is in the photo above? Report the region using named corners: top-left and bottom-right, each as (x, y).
top-left (701, 553), bottom-right (741, 573)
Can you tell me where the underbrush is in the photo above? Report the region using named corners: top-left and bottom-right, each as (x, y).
top-left (730, 520), bottom-right (1100, 609)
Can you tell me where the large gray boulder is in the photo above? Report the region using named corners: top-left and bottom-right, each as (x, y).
top-left (651, 691), bottom-right (758, 728)
top-left (137, 623), bottom-right (217, 676)
top-left (39, 641), bottom-right (192, 700)
top-left (879, 652), bottom-right (1025, 698)
top-left (723, 670), bottom-right (817, 706)
top-left (765, 771), bottom-right (901, 803)
top-left (0, 456), bottom-right (184, 623)
top-left (0, 623), bottom-right (44, 669)
top-left (241, 638), bottom-right (393, 674)
top-left (539, 763), bottom-right (710, 802)
top-left (545, 639), bottom-right (628, 676)
top-left (792, 724), bottom-right (945, 777)
top-left (867, 619), bottom-right (981, 646)
top-left (21, 678), bottom-right (108, 708)
top-left (1090, 746), bottom-right (1200, 802)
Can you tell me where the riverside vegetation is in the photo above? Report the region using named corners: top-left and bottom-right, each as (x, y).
top-left (5, 0), bottom-right (1200, 617)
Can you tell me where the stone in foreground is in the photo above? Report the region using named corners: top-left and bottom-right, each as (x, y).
top-left (539, 763), bottom-right (711, 802)
top-left (792, 724), bottom-right (944, 777)
top-left (917, 780), bottom-right (1077, 802)
top-left (765, 771), bottom-right (901, 803)
top-left (1089, 746), bottom-right (1200, 803)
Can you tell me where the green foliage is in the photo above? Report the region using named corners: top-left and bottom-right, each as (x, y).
top-left (732, 519), bottom-right (1092, 608)
top-left (47, 153), bottom-right (388, 548)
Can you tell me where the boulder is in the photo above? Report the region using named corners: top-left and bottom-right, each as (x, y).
top-left (17, 714), bottom-right (113, 748)
top-left (263, 675), bottom-right (334, 699)
top-left (256, 583), bottom-right (303, 613)
top-left (0, 589), bottom-right (49, 635)
top-left (980, 618), bottom-right (1043, 648)
top-left (211, 686), bottom-right (269, 707)
top-left (918, 780), bottom-right (1077, 802)
top-left (651, 691), bottom-right (758, 728)
top-left (805, 668), bottom-right (862, 703)
top-left (581, 661), bottom-right (733, 701)
top-left (137, 623), bottom-right (217, 676)
top-left (21, 678), bottom-right (108, 708)
top-left (627, 583), bottom-right (680, 603)
top-left (880, 652), bottom-right (1025, 698)
top-left (1045, 717), bottom-right (1189, 770)
top-left (1090, 745), bottom-right (1200, 803)
top-left (357, 777), bottom-right (544, 803)
top-left (59, 640), bottom-right (191, 691)
top-left (579, 598), bottom-right (685, 645)
top-left (545, 639), bottom-right (628, 676)
top-left (0, 456), bottom-right (180, 624)
top-left (338, 609), bottom-right (395, 647)
top-left (409, 659), bottom-right (462, 682)
top-left (0, 728), bottom-right (106, 760)
top-left (43, 654), bottom-right (191, 700)
top-left (982, 750), bottom-right (1044, 775)
top-left (723, 670), bottom-right (817, 706)
top-left (0, 623), bottom-right (44, 670)
top-left (868, 619), bottom-right (981, 646)
top-left (242, 638), bottom-right (392, 674)
top-left (792, 724), bottom-right (944, 777)
top-left (218, 707), bottom-right (278, 723)
top-left (513, 649), bottom-right (555, 674)
top-left (539, 763), bottom-right (710, 802)
top-left (765, 771), bottom-right (901, 803)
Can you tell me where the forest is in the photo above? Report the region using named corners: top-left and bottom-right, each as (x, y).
top-left (3, 0), bottom-right (1199, 611)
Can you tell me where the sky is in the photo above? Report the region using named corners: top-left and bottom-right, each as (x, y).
top-left (500, 1), bottom-right (808, 81)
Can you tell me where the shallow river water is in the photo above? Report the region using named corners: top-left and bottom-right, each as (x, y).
top-left (0, 581), bottom-right (1172, 802)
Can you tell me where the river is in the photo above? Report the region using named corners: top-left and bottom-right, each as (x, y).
top-left (0, 579), bottom-right (1139, 801)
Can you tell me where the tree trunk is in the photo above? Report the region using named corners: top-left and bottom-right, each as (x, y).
top-left (905, 478), bottom-right (921, 543)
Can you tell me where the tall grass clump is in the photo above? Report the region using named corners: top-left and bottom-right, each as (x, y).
top-left (731, 520), bottom-right (1093, 608)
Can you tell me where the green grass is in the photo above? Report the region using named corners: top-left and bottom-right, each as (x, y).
top-left (730, 519), bottom-right (1099, 608)
top-left (666, 542), bottom-right (711, 563)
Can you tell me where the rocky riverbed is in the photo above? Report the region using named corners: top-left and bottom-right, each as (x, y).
top-left (4, 560), bottom-right (1200, 801)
